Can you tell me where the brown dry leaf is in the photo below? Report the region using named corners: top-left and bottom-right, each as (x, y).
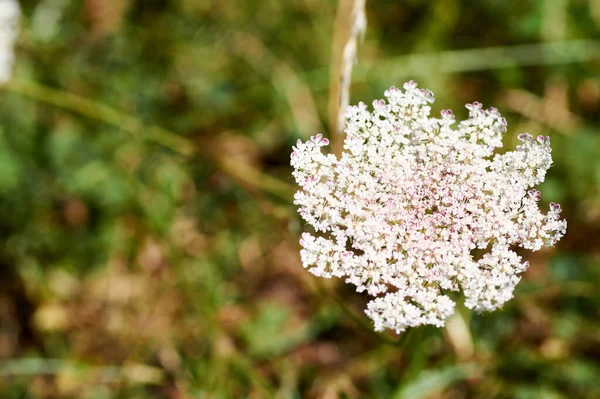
top-left (30, 376), bottom-right (56, 399)
top-left (171, 217), bottom-right (206, 257)
top-left (157, 346), bottom-right (182, 372)
top-left (122, 362), bottom-right (165, 385)
top-left (0, 294), bottom-right (20, 357)
top-left (522, 249), bottom-right (553, 282)
top-left (213, 131), bottom-right (261, 170)
top-left (55, 366), bottom-right (83, 397)
top-left (85, 0), bottom-right (131, 37)
top-left (65, 263), bottom-right (183, 363)
top-left (577, 79), bottom-right (600, 111)
top-left (310, 373), bottom-right (359, 399)
top-left (33, 302), bottom-right (69, 332)
top-left (47, 269), bottom-right (80, 300)
top-left (89, 272), bottom-right (146, 304)
top-left (238, 235), bottom-right (263, 271)
top-left (63, 197), bottom-right (89, 228)
top-left (540, 338), bottom-right (569, 360)
top-left (291, 342), bottom-right (342, 367)
top-left (137, 236), bottom-right (167, 273)
top-left (217, 304), bottom-right (246, 332)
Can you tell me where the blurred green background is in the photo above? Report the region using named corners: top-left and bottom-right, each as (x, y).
top-left (1, 0), bottom-right (599, 398)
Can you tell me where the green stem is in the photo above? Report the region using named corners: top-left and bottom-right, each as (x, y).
top-left (314, 279), bottom-right (414, 346)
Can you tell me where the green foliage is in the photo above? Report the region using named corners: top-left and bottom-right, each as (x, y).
top-left (1, 0), bottom-right (600, 398)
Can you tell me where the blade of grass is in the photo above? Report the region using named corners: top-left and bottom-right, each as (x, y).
top-left (0, 79), bottom-right (296, 202)
top-left (359, 39), bottom-right (600, 84)
top-left (1, 80), bottom-right (194, 156)
top-left (393, 363), bottom-right (482, 399)
top-left (0, 358), bottom-right (164, 385)
top-left (303, 39), bottom-right (600, 90)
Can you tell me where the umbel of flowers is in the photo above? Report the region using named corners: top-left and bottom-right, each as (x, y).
top-left (291, 81), bottom-right (566, 334)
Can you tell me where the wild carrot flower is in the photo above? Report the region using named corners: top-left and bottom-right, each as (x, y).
top-left (291, 81), bottom-right (566, 334)
top-left (0, 0), bottom-right (20, 83)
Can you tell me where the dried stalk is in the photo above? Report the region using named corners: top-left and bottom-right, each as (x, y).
top-left (328, 0), bottom-right (366, 157)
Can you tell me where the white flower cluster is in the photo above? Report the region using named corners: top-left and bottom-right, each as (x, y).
top-left (291, 81), bottom-right (566, 334)
top-left (0, 0), bottom-right (20, 83)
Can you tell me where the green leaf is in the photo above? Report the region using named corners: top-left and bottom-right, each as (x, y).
top-left (393, 363), bottom-right (481, 399)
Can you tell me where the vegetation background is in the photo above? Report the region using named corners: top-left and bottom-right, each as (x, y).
top-left (1, 0), bottom-right (599, 398)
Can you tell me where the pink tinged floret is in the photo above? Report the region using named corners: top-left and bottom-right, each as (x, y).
top-left (529, 189), bottom-right (541, 201)
top-left (518, 133), bottom-right (533, 142)
top-left (403, 80), bottom-right (417, 90)
top-left (290, 81), bottom-right (566, 334)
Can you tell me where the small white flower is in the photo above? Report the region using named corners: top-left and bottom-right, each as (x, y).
top-left (291, 81), bottom-right (566, 334)
top-left (0, 0), bottom-right (20, 83)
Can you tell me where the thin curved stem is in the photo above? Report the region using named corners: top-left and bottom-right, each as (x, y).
top-left (314, 279), bottom-right (413, 346)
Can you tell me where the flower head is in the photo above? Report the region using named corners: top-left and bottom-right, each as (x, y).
top-left (291, 81), bottom-right (566, 334)
top-left (0, 0), bottom-right (20, 83)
